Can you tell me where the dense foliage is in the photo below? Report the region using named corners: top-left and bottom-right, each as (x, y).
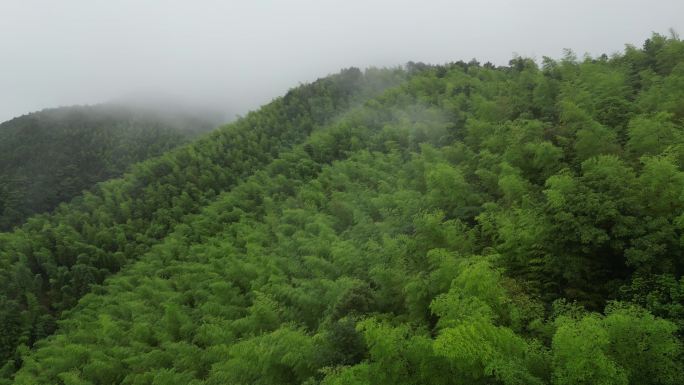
top-left (2, 34), bottom-right (684, 384)
top-left (0, 104), bottom-right (216, 231)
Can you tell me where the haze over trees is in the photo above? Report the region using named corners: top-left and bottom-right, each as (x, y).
top-left (0, 104), bottom-right (216, 230)
top-left (1, 33), bottom-right (684, 384)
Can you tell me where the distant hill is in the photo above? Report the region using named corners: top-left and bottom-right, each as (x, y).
top-left (0, 103), bottom-right (217, 230)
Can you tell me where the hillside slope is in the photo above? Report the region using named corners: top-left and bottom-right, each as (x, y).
top-left (0, 104), bottom-right (217, 231)
top-left (6, 34), bottom-right (684, 384)
top-left (0, 67), bottom-right (404, 380)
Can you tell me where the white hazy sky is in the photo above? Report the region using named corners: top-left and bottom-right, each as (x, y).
top-left (1, 0), bottom-right (683, 123)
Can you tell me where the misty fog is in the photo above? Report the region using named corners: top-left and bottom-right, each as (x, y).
top-left (1, 0), bottom-right (683, 123)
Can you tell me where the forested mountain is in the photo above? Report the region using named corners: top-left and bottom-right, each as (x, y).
top-left (1, 34), bottom-right (684, 384)
top-left (0, 104), bottom-right (217, 231)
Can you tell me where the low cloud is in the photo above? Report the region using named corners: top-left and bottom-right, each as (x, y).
top-left (1, 0), bottom-right (682, 123)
